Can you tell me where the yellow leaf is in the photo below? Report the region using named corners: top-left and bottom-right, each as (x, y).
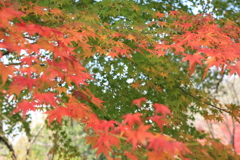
top-left (127, 34), bottom-right (136, 42)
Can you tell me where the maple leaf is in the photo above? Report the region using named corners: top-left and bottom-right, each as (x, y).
top-left (33, 93), bottom-right (57, 106)
top-left (169, 10), bottom-right (178, 17)
top-left (66, 101), bottom-right (93, 119)
top-left (0, 8), bottom-right (25, 23)
top-left (156, 12), bottom-right (164, 18)
top-left (130, 82), bottom-right (141, 89)
top-left (112, 47), bottom-right (129, 56)
top-left (122, 113), bottom-right (142, 127)
top-left (126, 34), bottom-right (136, 42)
top-left (50, 8), bottom-right (63, 17)
top-left (0, 42), bottom-right (14, 52)
top-left (108, 158), bottom-right (121, 160)
top-left (66, 74), bottom-right (89, 87)
top-left (85, 135), bottom-right (98, 147)
top-left (157, 21), bottom-right (167, 28)
top-left (97, 120), bottom-right (118, 132)
top-left (124, 152), bottom-right (138, 160)
top-left (107, 51), bottom-right (119, 59)
top-left (132, 97), bottom-right (147, 107)
top-left (72, 90), bottom-right (90, 102)
top-left (126, 124), bottom-right (153, 147)
top-left (20, 56), bottom-right (38, 65)
top-left (153, 103), bottom-right (171, 116)
top-left (45, 107), bottom-right (73, 125)
top-left (0, 63), bottom-right (15, 86)
top-left (147, 135), bottom-right (169, 152)
top-left (181, 23), bottom-right (192, 30)
top-left (227, 64), bottom-right (240, 76)
top-left (147, 151), bottom-right (172, 160)
top-left (132, 5), bottom-right (140, 12)
top-left (91, 95), bottom-right (105, 109)
top-left (111, 32), bottom-right (123, 38)
top-left (93, 133), bottom-right (120, 157)
top-left (7, 84), bottom-right (24, 96)
top-left (13, 100), bottom-right (36, 119)
top-left (149, 115), bottom-right (167, 130)
top-left (12, 76), bottom-right (37, 90)
top-left (33, 6), bottom-right (48, 16)
top-left (182, 53), bottom-right (205, 75)
top-left (148, 135), bottom-right (190, 157)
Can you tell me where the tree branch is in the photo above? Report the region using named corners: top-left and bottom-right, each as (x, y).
top-left (0, 135), bottom-right (17, 160)
top-left (177, 87), bottom-right (240, 123)
top-left (26, 123), bottom-right (45, 159)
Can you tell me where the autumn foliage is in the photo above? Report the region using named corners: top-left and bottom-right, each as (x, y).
top-left (0, 0), bottom-right (240, 159)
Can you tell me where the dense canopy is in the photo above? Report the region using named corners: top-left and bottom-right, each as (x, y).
top-left (0, 0), bottom-right (239, 159)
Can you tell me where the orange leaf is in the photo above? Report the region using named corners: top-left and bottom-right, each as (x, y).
top-left (182, 53), bottom-right (205, 75)
top-left (0, 63), bottom-right (15, 86)
top-left (156, 12), bottom-right (164, 18)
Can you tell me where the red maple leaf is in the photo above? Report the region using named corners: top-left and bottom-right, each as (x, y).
top-left (148, 135), bottom-right (190, 156)
top-left (153, 103), bottom-right (171, 116)
top-left (147, 135), bottom-right (169, 152)
top-left (33, 93), bottom-right (57, 106)
top-left (122, 113), bottom-right (142, 127)
top-left (132, 97), bottom-right (147, 107)
top-left (0, 42), bottom-right (14, 52)
top-left (227, 64), bottom-right (240, 76)
top-left (21, 67), bottom-right (37, 77)
top-left (169, 10), bottom-right (178, 17)
top-left (0, 8), bottom-right (25, 23)
top-left (45, 107), bottom-right (73, 125)
top-left (12, 100), bottom-right (36, 119)
top-left (97, 120), bottom-right (118, 132)
top-left (124, 152), bottom-right (138, 160)
top-left (20, 56), bottom-right (38, 65)
top-left (126, 124), bottom-right (153, 147)
top-left (12, 76), bottom-right (37, 90)
top-left (181, 23), bottom-right (192, 30)
top-left (149, 115), bottom-right (167, 130)
top-left (66, 74), bottom-right (89, 86)
top-left (93, 133), bottom-right (120, 157)
top-left (113, 47), bottom-right (129, 56)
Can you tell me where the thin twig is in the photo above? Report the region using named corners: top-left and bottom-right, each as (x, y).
top-left (206, 120), bottom-right (215, 139)
top-left (30, 123), bottom-right (45, 145)
top-left (26, 123), bottom-right (45, 160)
top-left (215, 74), bottom-right (224, 93)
